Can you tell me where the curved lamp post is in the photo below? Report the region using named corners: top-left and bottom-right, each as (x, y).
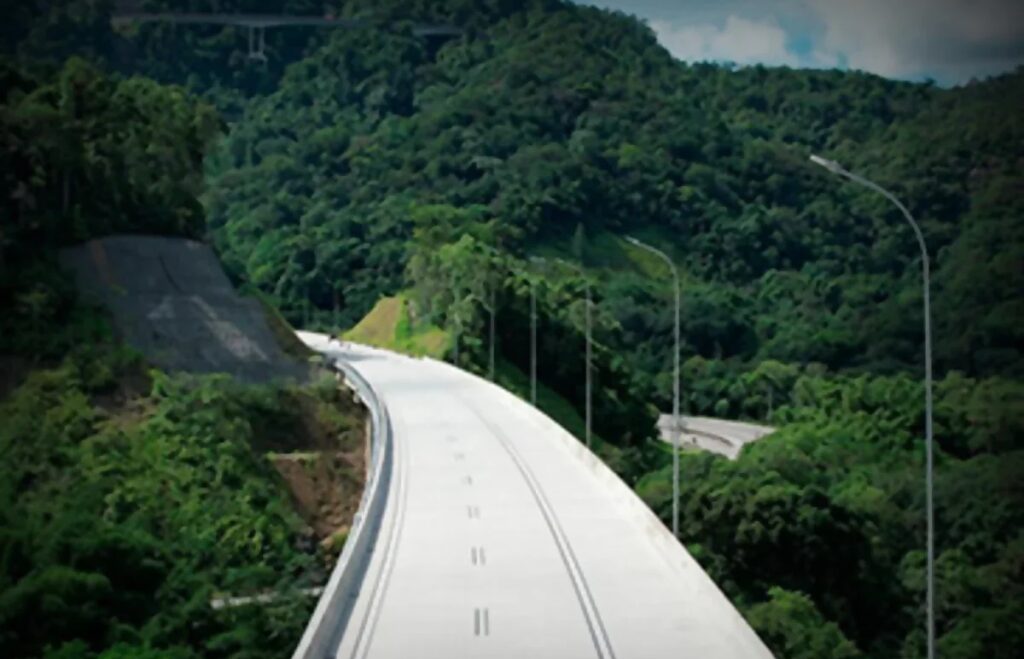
top-left (625, 236), bottom-right (682, 538)
top-left (810, 154), bottom-right (935, 659)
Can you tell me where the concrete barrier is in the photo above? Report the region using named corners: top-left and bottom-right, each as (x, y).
top-left (290, 344), bottom-right (393, 659)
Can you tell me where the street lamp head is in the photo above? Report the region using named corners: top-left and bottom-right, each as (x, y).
top-left (809, 154), bottom-right (845, 175)
top-left (624, 236), bottom-right (642, 247)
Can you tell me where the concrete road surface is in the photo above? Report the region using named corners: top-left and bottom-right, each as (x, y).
top-left (303, 336), bottom-right (772, 659)
top-left (657, 415), bottom-right (775, 459)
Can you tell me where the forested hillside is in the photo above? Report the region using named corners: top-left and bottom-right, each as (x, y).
top-left (7, 3), bottom-right (1020, 379)
top-left (195, 1), bottom-right (1022, 383)
top-left (3, 1), bottom-right (1022, 658)
top-left (0, 55), bottom-right (363, 657)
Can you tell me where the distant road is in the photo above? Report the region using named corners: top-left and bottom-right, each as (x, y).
top-left (657, 415), bottom-right (775, 459)
top-left (297, 334), bottom-right (772, 658)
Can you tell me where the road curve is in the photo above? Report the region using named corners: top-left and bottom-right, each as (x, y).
top-left (657, 415), bottom-right (775, 459)
top-left (301, 336), bottom-right (772, 659)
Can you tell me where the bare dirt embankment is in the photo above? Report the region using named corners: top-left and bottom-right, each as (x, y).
top-left (263, 384), bottom-right (367, 558)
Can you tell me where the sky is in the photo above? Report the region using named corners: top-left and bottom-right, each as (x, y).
top-left (576, 0), bottom-right (1024, 85)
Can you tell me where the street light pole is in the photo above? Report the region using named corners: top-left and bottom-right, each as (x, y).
top-left (531, 276), bottom-right (538, 405)
top-left (450, 269), bottom-right (460, 367)
top-left (626, 236), bottom-right (681, 538)
top-left (453, 322), bottom-right (460, 366)
top-left (810, 154), bottom-right (935, 659)
top-left (528, 257), bottom-right (548, 408)
top-left (489, 281), bottom-right (496, 381)
top-left (556, 258), bottom-right (593, 448)
top-left (584, 276), bottom-right (592, 449)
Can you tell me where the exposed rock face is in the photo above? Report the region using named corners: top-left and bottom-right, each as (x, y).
top-left (61, 235), bottom-right (309, 383)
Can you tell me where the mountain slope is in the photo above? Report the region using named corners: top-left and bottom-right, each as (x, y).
top-left (203, 1), bottom-right (1022, 381)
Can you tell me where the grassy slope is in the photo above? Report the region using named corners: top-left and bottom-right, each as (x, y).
top-left (344, 294), bottom-right (450, 359)
top-left (345, 296), bottom-right (405, 347)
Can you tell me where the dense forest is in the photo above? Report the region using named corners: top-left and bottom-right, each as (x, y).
top-left (0, 346), bottom-right (343, 657)
top-left (2, 1), bottom-right (1022, 658)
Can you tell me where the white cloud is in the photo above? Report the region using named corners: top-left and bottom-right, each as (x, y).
top-left (650, 14), bottom-right (844, 72)
top-left (616, 0), bottom-right (1024, 84)
top-left (810, 0), bottom-right (1024, 82)
top-left (651, 15), bottom-right (810, 68)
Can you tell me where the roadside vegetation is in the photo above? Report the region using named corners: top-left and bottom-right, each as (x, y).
top-left (637, 371), bottom-right (1023, 658)
top-left (0, 346), bottom-right (335, 657)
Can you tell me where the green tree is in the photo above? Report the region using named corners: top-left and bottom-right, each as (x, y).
top-left (747, 587), bottom-right (863, 659)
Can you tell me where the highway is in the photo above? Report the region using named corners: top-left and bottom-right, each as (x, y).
top-left (656, 415), bottom-right (775, 459)
top-left (298, 334), bottom-right (773, 658)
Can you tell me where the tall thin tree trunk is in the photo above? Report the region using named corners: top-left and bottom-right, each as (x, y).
top-left (333, 290), bottom-right (341, 334)
top-left (63, 170), bottom-right (70, 214)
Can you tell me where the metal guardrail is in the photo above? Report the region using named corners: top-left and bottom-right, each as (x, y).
top-left (684, 427), bottom-right (737, 449)
top-left (291, 356), bottom-right (393, 659)
top-left (659, 418), bottom-right (736, 449)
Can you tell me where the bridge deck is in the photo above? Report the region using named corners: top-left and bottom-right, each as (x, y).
top-left (311, 342), bottom-right (771, 658)
top-left (111, 13), bottom-right (462, 36)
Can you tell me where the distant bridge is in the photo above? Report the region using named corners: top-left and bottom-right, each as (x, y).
top-left (111, 12), bottom-right (462, 61)
top-left (656, 415), bottom-right (775, 460)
